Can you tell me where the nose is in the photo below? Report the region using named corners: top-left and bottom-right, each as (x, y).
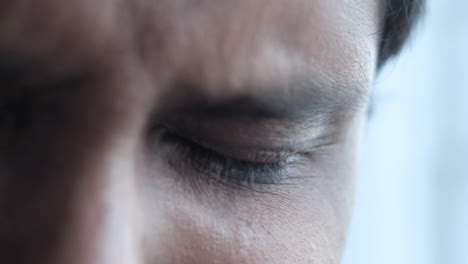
top-left (1, 142), bottom-right (144, 264)
top-left (0, 99), bottom-right (145, 264)
top-left (53, 147), bottom-right (142, 264)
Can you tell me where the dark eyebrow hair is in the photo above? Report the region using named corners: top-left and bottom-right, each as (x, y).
top-left (0, 54), bottom-right (92, 103)
top-left (0, 53), bottom-right (368, 122)
top-left (0, 54), bottom-right (37, 85)
top-left (170, 78), bottom-right (369, 120)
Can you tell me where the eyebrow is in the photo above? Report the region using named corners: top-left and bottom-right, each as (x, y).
top-left (0, 54), bottom-right (370, 121)
top-left (0, 54), bottom-right (37, 85)
top-left (0, 54), bottom-right (91, 103)
top-left (172, 78), bottom-right (369, 121)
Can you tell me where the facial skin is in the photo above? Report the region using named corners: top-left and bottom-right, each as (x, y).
top-left (0, 1), bottom-right (380, 263)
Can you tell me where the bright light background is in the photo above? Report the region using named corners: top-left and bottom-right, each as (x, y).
top-left (343, 0), bottom-right (468, 263)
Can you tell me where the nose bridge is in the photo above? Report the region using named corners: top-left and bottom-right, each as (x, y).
top-left (52, 137), bottom-right (143, 264)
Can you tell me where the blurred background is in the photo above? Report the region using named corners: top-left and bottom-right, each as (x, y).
top-left (343, 0), bottom-right (468, 263)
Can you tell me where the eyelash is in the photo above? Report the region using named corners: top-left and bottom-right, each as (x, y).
top-left (160, 130), bottom-right (291, 188)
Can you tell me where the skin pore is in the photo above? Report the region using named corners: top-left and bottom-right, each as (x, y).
top-left (0, 0), bottom-right (380, 263)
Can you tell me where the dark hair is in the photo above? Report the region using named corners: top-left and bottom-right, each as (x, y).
top-left (378, 0), bottom-right (425, 67)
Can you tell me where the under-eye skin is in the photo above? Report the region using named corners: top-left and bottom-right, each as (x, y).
top-left (159, 129), bottom-right (302, 188)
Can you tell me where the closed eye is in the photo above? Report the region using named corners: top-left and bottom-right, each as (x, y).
top-left (159, 129), bottom-right (296, 188)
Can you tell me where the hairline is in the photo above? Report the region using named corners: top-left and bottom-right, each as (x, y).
top-left (378, 0), bottom-right (425, 68)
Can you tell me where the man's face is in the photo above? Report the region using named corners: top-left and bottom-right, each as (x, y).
top-left (0, 0), bottom-right (379, 263)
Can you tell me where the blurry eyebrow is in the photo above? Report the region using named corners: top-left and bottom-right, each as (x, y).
top-left (0, 54), bottom-right (36, 85)
top-left (0, 54), bottom-right (90, 101)
top-left (0, 54), bottom-right (369, 121)
top-left (173, 79), bottom-right (369, 120)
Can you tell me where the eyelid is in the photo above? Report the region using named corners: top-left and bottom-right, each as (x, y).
top-left (156, 113), bottom-right (346, 155)
top-left (159, 129), bottom-right (303, 188)
top-left (161, 128), bottom-right (297, 163)
top-left (159, 123), bottom-right (304, 162)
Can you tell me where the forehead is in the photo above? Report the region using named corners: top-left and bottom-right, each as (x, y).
top-left (0, 0), bottom-right (380, 101)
